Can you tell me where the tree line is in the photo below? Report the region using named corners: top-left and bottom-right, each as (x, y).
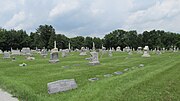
top-left (0, 24), bottom-right (179, 51)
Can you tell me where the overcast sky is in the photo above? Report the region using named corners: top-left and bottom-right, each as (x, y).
top-left (0, 0), bottom-right (180, 38)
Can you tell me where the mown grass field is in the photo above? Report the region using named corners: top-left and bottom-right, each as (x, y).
top-left (0, 51), bottom-right (179, 101)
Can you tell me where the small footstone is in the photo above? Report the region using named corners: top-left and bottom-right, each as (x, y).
top-left (124, 68), bottom-right (129, 71)
top-left (139, 64), bottom-right (144, 67)
top-left (19, 63), bottom-right (27, 67)
top-left (114, 71), bottom-right (123, 75)
top-left (104, 74), bottom-right (113, 77)
top-left (88, 78), bottom-right (99, 82)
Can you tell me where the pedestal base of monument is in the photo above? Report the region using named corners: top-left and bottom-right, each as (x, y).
top-left (49, 59), bottom-right (59, 63)
top-left (89, 61), bottom-right (100, 65)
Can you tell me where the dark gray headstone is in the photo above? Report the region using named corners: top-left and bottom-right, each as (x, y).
top-left (47, 79), bottom-right (77, 94)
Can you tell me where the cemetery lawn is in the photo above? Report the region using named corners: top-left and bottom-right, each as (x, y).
top-left (0, 52), bottom-right (179, 101)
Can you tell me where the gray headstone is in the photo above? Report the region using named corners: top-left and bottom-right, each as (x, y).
top-left (88, 78), bottom-right (99, 82)
top-left (3, 52), bottom-right (11, 59)
top-left (47, 79), bottom-right (77, 94)
top-left (89, 52), bottom-right (100, 65)
top-left (49, 52), bottom-right (59, 63)
top-left (142, 46), bottom-right (150, 57)
top-left (11, 49), bottom-right (21, 55)
top-left (114, 71), bottom-right (123, 75)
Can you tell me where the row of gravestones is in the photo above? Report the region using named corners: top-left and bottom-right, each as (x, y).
top-left (47, 63), bottom-right (145, 94)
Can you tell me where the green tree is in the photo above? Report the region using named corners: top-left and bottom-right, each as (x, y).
top-left (36, 25), bottom-right (56, 49)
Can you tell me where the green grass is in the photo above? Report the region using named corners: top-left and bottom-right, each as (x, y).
top-left (0, 51), bottom-right (179, 101)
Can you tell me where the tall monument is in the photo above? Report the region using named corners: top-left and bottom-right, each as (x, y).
top-left (49, 41), bottom-right (59, 63)
top-left (89, 42), bottom-right (100, 65)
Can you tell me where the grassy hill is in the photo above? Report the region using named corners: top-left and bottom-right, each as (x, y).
top-left (0, 51), bottom-right (179, 101)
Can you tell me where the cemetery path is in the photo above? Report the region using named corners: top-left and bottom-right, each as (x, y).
top-left (0, 89), bottom-right (18, 101)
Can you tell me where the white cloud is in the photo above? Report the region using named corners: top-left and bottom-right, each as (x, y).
top-left (49, 0), bottom-right (79, 18)
top-left (124, 0), bottom-right (180, 33)
top-left (4, 11), bottom-right (26, 29)
top-left (0, 0), bottom-right (180, 36)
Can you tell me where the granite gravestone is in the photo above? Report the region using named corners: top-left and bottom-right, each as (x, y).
top-left (156, 49), bottom-right (161, 55)
top-left (49, 41), bottom-right (59, 63)
top-left (109, 49), bottom-right (112, 57)
top-left (61, 50), bottom-right (66, 57)
top-left (137, 47), bottom-right (143, 54)
top-left (79, 47), bottom-right (87, 56)
top-left (3, 51), bottom-right (11, 59)
top-left (100, 45), bottom-right (106, 58)
top-left (89, 42), bottom-right (100, 65)
top-left (47, 79), bottom-right (77, 94)
top-left (116, 46), bottom-right (121, 52)
top-left (21, 47), bottom-right (32, 56)
top-left (11, 49), bottom-right (21, 55)
top-left (142, 46), bottom-right (150, 57)
top-left (41, 48), bottom-right (48, 57)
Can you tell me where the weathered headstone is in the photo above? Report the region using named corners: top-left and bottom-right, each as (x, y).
top-left (156, 50), bottom-right (161, 55)
top-left (49, 41), bottom-right (59, 63)
top-left (41, 48), bottom-right (48, 57)
top-left (116, 46), bottom-right (121, 52)
top-left (21, 47), bottom-right (32, 56)
top-left (89, 52), bottom-right (100, 65)
top-left (100, 45), bottom-right (107, 58)
top-left (11, 49), bottom-right (21, 55)
top-left (47, 79), bottom-right (77, 94)
top-left (142, 46), bottom-right (150, 57)
top-left (89, 43), bottom-right (100, 65)
top-left (109, 49), bottom-right (113, 57)
top-left (114, 71), bottom-right (123, 75)
top-left (61, 50), bottom-right (66, 57)
top-left (79, 47), bottom-right (87, 56)
top-left (3, 51), bottom-right (11, 59)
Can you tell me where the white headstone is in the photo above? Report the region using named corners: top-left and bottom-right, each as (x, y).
top-left (41, 48), bottom-right (48, 57)
top-left (89, 52), bottom-right (100, 65)
top-left (116, 46), bottom-right (121, 52)
top-left (49, 41), bottom-right (59, 63)
top-left (79, 47), bottom-right (87, 56)
top-left (47, 79), bottom-right (77, 94)
top-left (3, 51), bottom-right (11, 59)
top-left (142, 46), bottom-right (150, 57)
top-left (109, 49), bottom-right (112, 57)
top-left (11, 49), bottom-right (21, 55)
top-left (21, 48), bottom-right (32, 56)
